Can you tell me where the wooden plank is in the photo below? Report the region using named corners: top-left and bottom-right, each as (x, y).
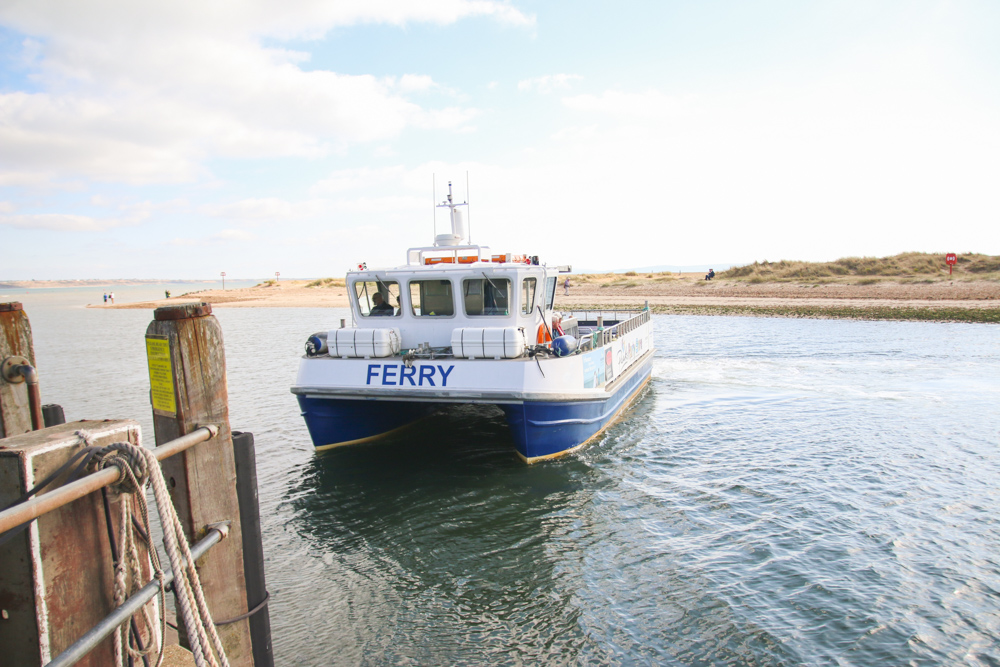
top-left (145, 303), bottom-right (253, 664)
top-left (0, 302), bottom-right (36, 439)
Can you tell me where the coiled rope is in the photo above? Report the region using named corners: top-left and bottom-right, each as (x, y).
top-left (87, 432), bottom-right (231, 667)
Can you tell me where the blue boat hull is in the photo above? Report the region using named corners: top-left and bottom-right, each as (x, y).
top-left (500, 360), bottom-right (652, 462)
top-left (297, 395), bottom-right (438, 451)
top-left (299, 359), bottom-right (652, 461)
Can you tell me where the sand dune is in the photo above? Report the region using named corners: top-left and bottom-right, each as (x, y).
top-left (90, 275), bottom-right (1000, 322)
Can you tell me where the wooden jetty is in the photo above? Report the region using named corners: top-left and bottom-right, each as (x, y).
top-left (0, 301), bottom-right (273, 667)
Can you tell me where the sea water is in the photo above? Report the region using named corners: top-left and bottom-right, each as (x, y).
top-left (10, 288), bottom-right (1000, 665)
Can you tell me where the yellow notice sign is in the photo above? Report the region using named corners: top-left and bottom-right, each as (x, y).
top-left (146, 336), bottom-right (177, 415)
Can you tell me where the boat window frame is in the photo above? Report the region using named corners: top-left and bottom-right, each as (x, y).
top-left (407, 277), bottom-right (457, 318)
top-left (521, 277), bottom-right (537, 315)
top-left (352, 278), bottom-right (402, 318)
top-left (462, 276), bottom-right (512, 317)
top-left (545, 276), bottom-right (557, 310)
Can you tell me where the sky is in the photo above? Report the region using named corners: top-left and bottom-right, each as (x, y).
top-left (1, 0), bottom-right (998, 279)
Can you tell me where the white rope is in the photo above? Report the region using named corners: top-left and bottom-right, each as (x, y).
top-left (92, 439), bottom-right (230, 667)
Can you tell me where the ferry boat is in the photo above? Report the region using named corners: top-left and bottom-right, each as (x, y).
top-left (291, 184), bottom-right (654, 462)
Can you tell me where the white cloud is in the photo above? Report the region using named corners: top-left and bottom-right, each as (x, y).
top-left (371, 57), bottom-right (1000, 270)
top-left (170, 228), bottom-right (258, 245)
top-left (562, 89), bottom-right (690, 119)
top-left (311, 166), bottom-right (408, 194)
top-left (211, 229), bottom-right (257, 242)
top-left (0, 170), bottom-right (68, 188)
top-left (517, 74), bottom-right (583, 94)
top-left (330, 196), bottom-right (427, 214)
top-left (0, 202), bottom-right (14, 214)
top-left (0, 212), bottom-right (144, 232)
top-left (397, 74), bottom-right (437, 93)
top-left (201, 198), bottom-right (328, 221)
top-left (0, 1), bottom-right (526, 185)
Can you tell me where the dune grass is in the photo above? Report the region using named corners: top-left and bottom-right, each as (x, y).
top-left (305, 277), bottom-right (346, 288)
top-left (719, 253), bottom-right (1000, 282)
top-left (569, 302), bottom-right (1000, 324)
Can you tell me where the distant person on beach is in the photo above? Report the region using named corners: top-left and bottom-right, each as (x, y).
top-left (103, 293), bottom-right (107, 303)
top-left (109, 292), bottom-right (115, 304)
top-left (705, 269), bottom-right (715, 281)
top-left (165, 290), bottom-right (171, 299)
top-left (563, 277), bottom-right (570, 295)
top-left (370, 292), bottom-right (393, 315)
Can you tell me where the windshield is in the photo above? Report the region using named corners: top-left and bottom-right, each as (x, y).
top-left (354, 279), bottom-right (400, 317)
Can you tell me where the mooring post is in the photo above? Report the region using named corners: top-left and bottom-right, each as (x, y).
top-left (232, 431), bottom-right (274, 667)
top-left (0, 302), bottom-right (36, 438)
top-left (0, 420), bottom-right (147, 666)
top-left (42, 403), bottom-right (66, 427)
top-left (145, 302), bottom-right (254, 664)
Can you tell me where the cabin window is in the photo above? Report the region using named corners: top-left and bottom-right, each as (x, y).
top-left (545, 276), bottom-right (557, 309)
top-left (463, 277), bottom-right (510, 316)
top-left (521, 278), bottom-right (537, 315)
top-left (409, 279), bottom-right (454, 317)
top-left (354, 279), bottom-right (401, 317)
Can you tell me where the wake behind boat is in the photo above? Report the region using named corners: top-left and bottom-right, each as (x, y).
top-left (291, 184), bottom-right (654, 462)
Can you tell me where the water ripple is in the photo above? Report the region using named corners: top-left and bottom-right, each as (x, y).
top-left (18, 295), bottom-right (1000, 666)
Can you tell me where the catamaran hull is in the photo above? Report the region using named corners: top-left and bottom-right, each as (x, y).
top-left (297, 396), bottom-right (439, 451)
top-left (297, 355), bottom-right (652, 461)
top-left (294, 310), bottom-right (654, 461)
top-left (502, 359), bottom-right (652, 462)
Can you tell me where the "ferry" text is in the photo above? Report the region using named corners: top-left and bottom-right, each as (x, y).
top-left (366, 364), bottom-right (454, 387)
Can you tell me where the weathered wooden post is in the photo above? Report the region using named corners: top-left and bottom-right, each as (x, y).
top-left (0, 302), bottom-right (37, 437)
top-left (232, 431), bottom-right (274, 667)
top-left (0, 420), bottom-right (146, 666)
top-left (145, 302), bottom-right (254, 663)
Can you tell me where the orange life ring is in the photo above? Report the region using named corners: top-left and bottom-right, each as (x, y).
top-left (537, 324), bottom-right (552, 344)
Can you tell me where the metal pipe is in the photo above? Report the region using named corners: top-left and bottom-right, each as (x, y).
top-left (0, 425), bottom-right (218, 535)
top-left (4, 361), bottom-right (44, 430)
top-left (44, 524), bottom-right (229, 667)
top-left (15, 364), bottom-right (44, 431)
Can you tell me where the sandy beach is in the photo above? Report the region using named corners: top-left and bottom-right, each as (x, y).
top-left (89, 274), bottom-right (1000, 322)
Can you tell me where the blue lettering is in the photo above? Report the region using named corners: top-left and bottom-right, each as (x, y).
top-left (382, 364), bottom-right (398, 385)
top-left (366, 364), bottom-right (380, 385)
top-left (437, 365), bottom-right (454, 387)
top-left (400, 365), bottom-right (417, 386)
top-left (419, 365), bottom-right (436, 386)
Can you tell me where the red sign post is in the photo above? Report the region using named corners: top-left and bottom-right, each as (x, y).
top-left (945, 253), bottom-right (957, 275)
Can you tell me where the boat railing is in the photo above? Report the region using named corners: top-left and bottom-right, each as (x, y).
top-left (569, 308), bottom-right (650, 350)
top-left (405, 244), bottom-right (493, 265)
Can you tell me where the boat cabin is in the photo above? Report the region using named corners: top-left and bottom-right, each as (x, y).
top-left (348, 247), bottom-right (558, 350)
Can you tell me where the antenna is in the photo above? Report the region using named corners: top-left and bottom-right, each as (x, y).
top-left (432, 174), bottom-right (436, 239)
top-left (434, 179), bottom-right (468, 246)
top-left (466, 170), bottom-right (471, 244)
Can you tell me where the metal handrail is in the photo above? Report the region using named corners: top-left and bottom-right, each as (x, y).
top-left (566, 309), bottom-right (650, 349)
top-left (45, 523), bottom-right (229, 667)
top-left (599, 309), bottom-right (650, 346)
top-left (0, 425), bottom-right (219, 535)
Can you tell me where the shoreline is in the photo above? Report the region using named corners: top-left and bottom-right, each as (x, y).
top-left (86, 277), bottom-right (1000, 323)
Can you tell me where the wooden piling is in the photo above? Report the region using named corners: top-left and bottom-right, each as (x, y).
top-left (0, 420), bottom-right (146, 666)
top-left (232, 432), bottom-right (274, 667)
top-left (0, 302), bottom-right (36, 438)
top-left (145, 302), bottom-right (254, 664)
